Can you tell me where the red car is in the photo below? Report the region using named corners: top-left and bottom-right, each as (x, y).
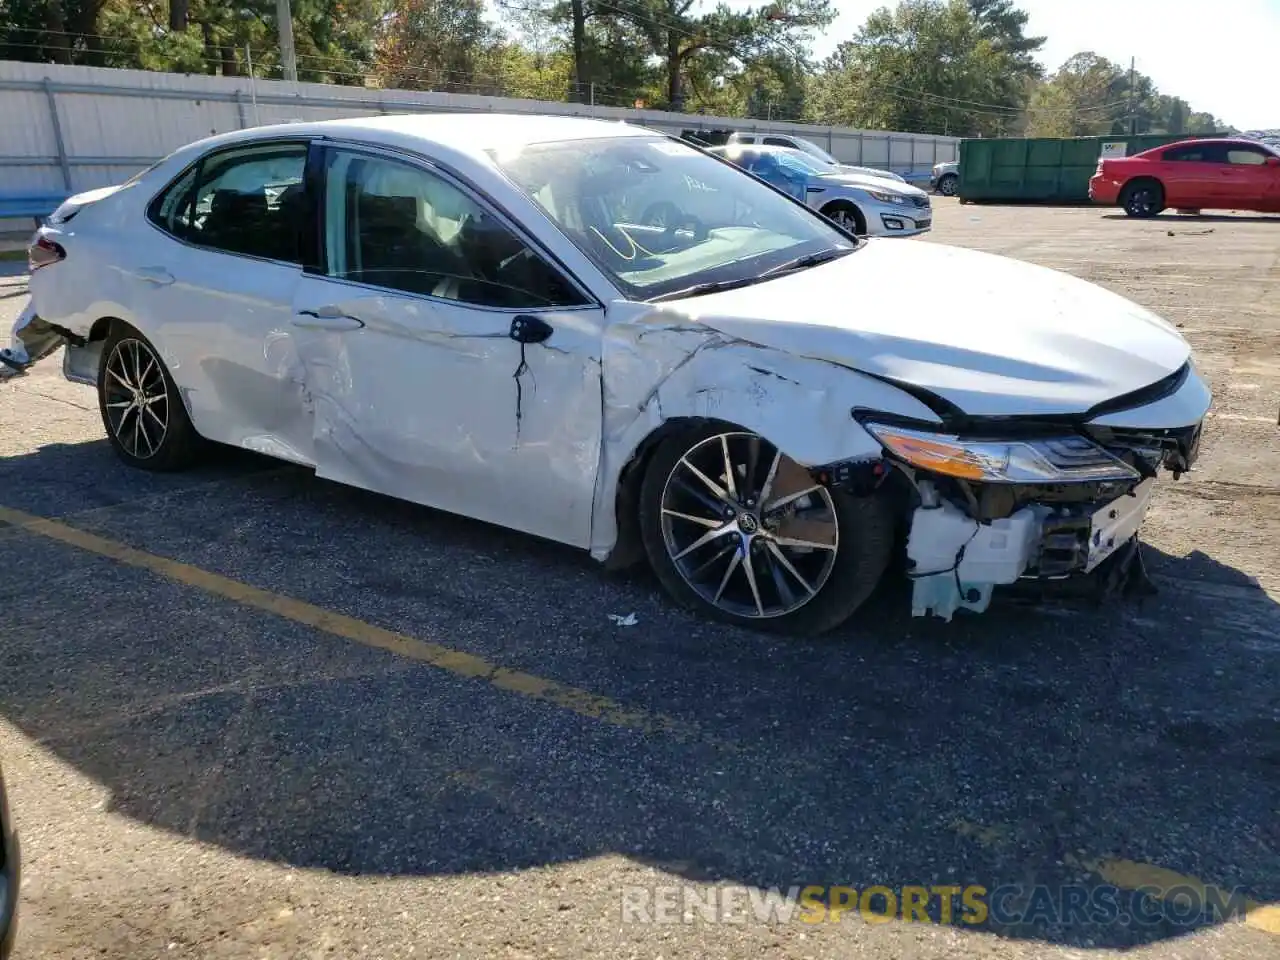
top-left (1089, 138), bottom-right (1280, 217)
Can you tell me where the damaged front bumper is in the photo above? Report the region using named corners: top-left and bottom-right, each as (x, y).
top-left (904, 474), bottom-right (1160, 620)
top-left (842, 379), bottom-right (1209, 620)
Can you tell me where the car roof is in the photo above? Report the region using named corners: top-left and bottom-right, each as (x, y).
top-left (1145, 137), bottom-right (1266, 153)
top-left (181, 112), bottom-right (659, 161)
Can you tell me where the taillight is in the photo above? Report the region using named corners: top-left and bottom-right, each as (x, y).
top-left (28, 235), bottom-right (65, 272)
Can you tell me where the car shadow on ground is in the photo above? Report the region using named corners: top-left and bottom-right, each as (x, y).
top-left (1, 439), bottom-right (1277, 951)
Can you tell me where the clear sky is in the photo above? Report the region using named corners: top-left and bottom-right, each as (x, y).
top-left (804, 0), bottom-right (1277, 130)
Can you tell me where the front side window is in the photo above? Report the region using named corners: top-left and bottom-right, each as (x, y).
top-left (148, 142), bottom-right (308, 262)
top-left (493, 136), bottom-right (854, 301)
top-left (1226, 146), bottom-right (1271, 165)
top-left (320, 150), bottom-right (585, 309)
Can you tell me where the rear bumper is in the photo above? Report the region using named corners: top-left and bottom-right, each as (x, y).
top-left (1088, 175), bottom-right (1122, 204)
top-left (0, 303), bottom-right (63, 378)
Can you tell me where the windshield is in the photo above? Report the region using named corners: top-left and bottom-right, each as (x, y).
top-left (490, 135), bottom-right (855, 301)
top-left (793, 138), bottom-right (840, 165)
top-left (769, 149), bottom-right (828, 175)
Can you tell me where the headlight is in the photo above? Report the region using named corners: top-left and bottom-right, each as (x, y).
top-left (867, 190), bottom-right (910, 205)
top-left (862, 423), bottom-right (1140, 483)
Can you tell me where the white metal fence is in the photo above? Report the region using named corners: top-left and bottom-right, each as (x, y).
top-left (0, 58), bottom-right (958, 205)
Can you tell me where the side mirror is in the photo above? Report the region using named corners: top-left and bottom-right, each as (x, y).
top-left (510, 314), bottom-right (553, 345)
top-left (1267, 156), bottom-right (1280, 168)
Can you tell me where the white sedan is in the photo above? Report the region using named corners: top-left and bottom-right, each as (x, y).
top-left (5, 114), bottom-right (1211, 633)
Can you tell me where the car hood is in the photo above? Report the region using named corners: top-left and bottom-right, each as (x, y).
top-left (665, 240), bottom-right (1190, 418)
top-left (837, 164), bottom-right (906, 182)
top-left (818, 172), bottom-right (927, 197)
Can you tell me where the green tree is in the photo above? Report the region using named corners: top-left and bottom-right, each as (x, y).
top-left (375, 0), bottom-right (498, 92)
top-left (810, 0), bottom-right (1021, 136)
top-left (595, 0), bottom-right (831, 112)
top-left (966, 0), bottom-right (1042, 77)
top-left (1024, 51), bottom-right (1123, 136)
top-left (0, 0), bottom-right (114, 64)
top-left (1025, 53), bottom-right (1227, 139)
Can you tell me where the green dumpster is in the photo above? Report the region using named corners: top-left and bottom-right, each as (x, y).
top-left (957, 133), bottom-right (1228, 203)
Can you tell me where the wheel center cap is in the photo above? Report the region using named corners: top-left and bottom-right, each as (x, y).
top-left (738, 513), bottom-right (759, 535)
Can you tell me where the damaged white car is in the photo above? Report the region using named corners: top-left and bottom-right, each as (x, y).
top-left (4, 115), bottom-right (1211, 633)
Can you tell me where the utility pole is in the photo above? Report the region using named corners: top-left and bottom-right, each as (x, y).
top-left (277, 0), bottom-right (298, 82)
top-left (1127, 56), bottom-right (1136, 136)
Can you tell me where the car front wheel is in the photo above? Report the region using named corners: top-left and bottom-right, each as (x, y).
top-left (820, 201), bottom-right (866, 236)
top-left (937, 173), bottom-right (958, 197)
top-left (638, 425), bottom-right (895, 635)
top-left (97, 321), bottom-right (203, 471)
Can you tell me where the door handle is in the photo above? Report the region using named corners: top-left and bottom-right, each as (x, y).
top-left (293, 309), bottom-right (365, 331)
top-left (133, 266), bottom-right (175, 286)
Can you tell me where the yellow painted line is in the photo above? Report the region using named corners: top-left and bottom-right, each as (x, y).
top-left (1067, 855), bottom-right (1279, 935)
top-left (0, 504), bottom-right (701, 742)
top-left (956, 824), bottom-right (1276, 935)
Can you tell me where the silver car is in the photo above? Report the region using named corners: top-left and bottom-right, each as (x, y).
top-left (930, 160), bottom-right (959, 196)
top-left (710, 144), bottom-right (932, 237)
top-left (725, 132), bottom-right (908, 183)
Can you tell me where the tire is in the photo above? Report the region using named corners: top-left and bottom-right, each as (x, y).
top-left (1120, 179), bottom-right (1165, 218)
top-left (937, 173), bottom-right (958, 197)
top-left (97, 320), bottom-right (204, 471)
top-left (638, 423), bottom-right (895, 635)
top-left (820, 201), bottom-right (866, 236)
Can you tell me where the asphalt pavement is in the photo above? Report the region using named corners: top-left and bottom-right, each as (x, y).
top-left (0, 202), bottom-right (1277, 959)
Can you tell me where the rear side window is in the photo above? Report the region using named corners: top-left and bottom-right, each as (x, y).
top-left (1163, 144), bottom-right (1225, 163)
top-left (147, 142), bottom-right (309, 263)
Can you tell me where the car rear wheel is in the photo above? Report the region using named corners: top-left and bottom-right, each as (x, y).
top-left (638, 424), bottom-right (895, 635)
top-left (97, 321), bottom-right (203, 471)
top-left (937, 173), bottom-right (958, 197)
top-left (1120, 179), bottom-right (1165, 218)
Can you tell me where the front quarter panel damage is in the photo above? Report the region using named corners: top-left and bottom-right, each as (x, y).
top-left (589, 302), bottom-right (943, 560)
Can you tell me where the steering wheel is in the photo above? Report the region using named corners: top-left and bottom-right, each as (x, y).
top-left (640, 201), bottom-right (709, 244)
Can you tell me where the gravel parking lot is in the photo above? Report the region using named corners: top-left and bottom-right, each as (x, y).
top-left (1, 199), bottom-right (1277, 960)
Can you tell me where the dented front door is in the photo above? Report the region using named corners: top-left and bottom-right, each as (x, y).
top-left (290, 276), bottom-right (605, 549)
top-left (294, 143), bottom-right (608, 548)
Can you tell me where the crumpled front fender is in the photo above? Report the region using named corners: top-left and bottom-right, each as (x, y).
top-left (588, 310), bottom-right (943, 560)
